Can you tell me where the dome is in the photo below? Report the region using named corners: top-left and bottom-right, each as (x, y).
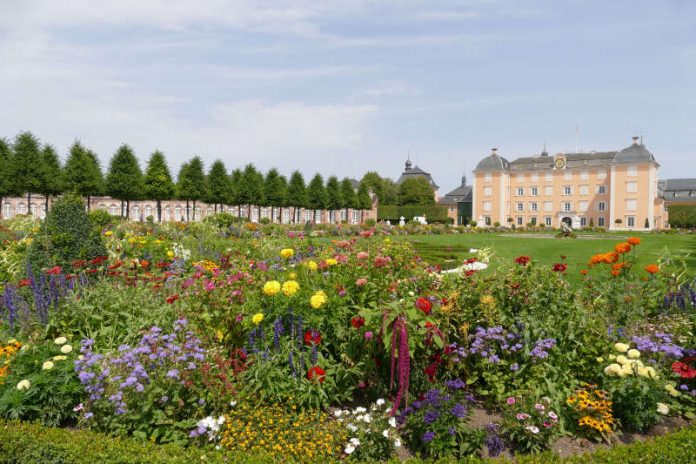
top-left (614, 137), bottom-right (655, 164)
top-left (474, 148), bottom-right (510, 172)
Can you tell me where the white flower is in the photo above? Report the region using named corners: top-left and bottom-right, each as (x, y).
top-left (54, 337), bottom-right (67, 345)
top-left (376, 398), bottom-right (385, 406)
top-left (344, 444), bottom-right (355, 455)
top-left (347, 423), bottom-right (358, 432)
top-left (382, 429), bottom-right (390, 438)
top-left (394, 438), bottom-right (402, 448)
top-left (16, 379), bottom-right (31, 391)
top-left (349, 438), bottom-right (360, 446)
top-left (525, 426), bottom-right (540, 434)
top-left (627, 349), bottom-right (641, 359)
top-left (354, 414), bottom-right (363, 422)
top-left (229, 401), bottom-right (237, 407)
top-left (60, 345), bottom-right (73, 354)
top-left (354, 406), bottom-right (367, 414)
top-left (614, 343), bottom-right (630, 353)
top-left (388, 417), bottom-right (397, 428)
top-left (334, 410), bottom-right (343, 417)
top-left (42, 361), bottom-right (54, 370)
top-left (362, 414), bottom-right (372, 423)
top-left (52, 355), bottom-right (67, 361)
top-left (657, 403), bottom-right (670, 415)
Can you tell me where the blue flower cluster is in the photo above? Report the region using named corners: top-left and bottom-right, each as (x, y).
top-left (631, 333), bottom-right (684, 360)
top-left (74, 318), bottom-right (205, 416)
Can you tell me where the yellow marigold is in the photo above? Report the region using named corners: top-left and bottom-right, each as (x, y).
top-left (104, 230), bottom-right (113, 237)
top-left (480, 295), bottom-right (496, 306)
top-left (613, 343), bottom-right (629, 353)
top-left (306, 260), bottom-right (318, 271)
top-left (310, 291), bottom-right (328, 309)
top-left (42, 361), bottom-right (54, 370)
top-left (263, 280), bottom-right (281, 296)
top-left (325, 258), bottom-right (337, 266)
top-left (252, 313), bottom-right (265, 325)
top-left (280, 248), bottom-right (295, 259)
top-left (627, 349), bottom-right (640, 359)
top-left (167, 250), bottom-right (174, 259)
top-left (282, 280), bottom-right (300, 297)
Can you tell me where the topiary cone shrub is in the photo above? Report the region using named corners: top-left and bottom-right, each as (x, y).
top-left (28, 194), bottom-right (107, 273)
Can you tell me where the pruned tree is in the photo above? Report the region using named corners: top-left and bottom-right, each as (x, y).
top-left (207, 160), bottom-right (230, 214)
top-left (306, 173), bottom-right (328, 223)
top-left (264, 168), bottom-right (287, 223)
top-left (238, 164), bottom-right (264, 221)
top-left (287, 170), bottom-right (307, 224)
top-left (325, 175), bottom-right (343, 223)
top-left (39, 144), bottom-right (64, 214)
top-left (64, 141), bottom-right (104, 212)
top-left (229, 168), bottom-right (243, 217)
top-left (143, 150), bottom-right (175, 222)
top-left (177, 157), bottom-right (207, 221)
top-left (12, 131), bottom-right (43, 214)
top-left (397, 177), bottom-right (435, 206)
top-left (340, 178), bottom-right (357, 223)
top-left (357, 181), bottom-right (372, 222)
top-left (105, 144), bottom-right (144, 218)
top-left (0, 138), bottom-right (14, 219)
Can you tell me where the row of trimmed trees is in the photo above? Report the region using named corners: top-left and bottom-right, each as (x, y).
top-left (0, 132), bottom-right (372, 223)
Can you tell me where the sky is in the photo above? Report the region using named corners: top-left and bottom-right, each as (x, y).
top-left (1, 0), bottom-right (694, 193)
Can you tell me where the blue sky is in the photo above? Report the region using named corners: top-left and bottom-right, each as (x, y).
top-left (1, 0), bottom-right (694, 193)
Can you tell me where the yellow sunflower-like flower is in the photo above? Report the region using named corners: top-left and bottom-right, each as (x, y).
top-left (306, 261), bottom-right (318, 272)
top-left (282, 280), bottom-right (300, 297)
top-left (252, 313), bottom-right (265, 325)
top-left (310, 291), bottom-right (328, 309)
top-left (263, 280), bottom-right (281, 296)
top-left (325, 258), bottom-right (338, 266)
top-left (280, 248), bottom-right (295, 259)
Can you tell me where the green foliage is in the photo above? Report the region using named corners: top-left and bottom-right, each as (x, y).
top-left (306, 173), bottom-right (328, 215)
top-left (63, 141), bottom-right (104, 205)
top-left (500, 395), bottom-right (560, 454)
top-left (0, 338), bottom-right (82, 427)
top-left (287, 170), bottom-right (308, 211)
top-left (398, 177), bottom-right (435, 206)
top-left (333, 400), bottom-right (399, 461)
top-left (325, 176), bottom-right (343, 210)
top-left (143, 151), bottom-right (175, 218)
top-left (39, 145), bottom-right (64, 201)
top-left (340, 178), bottom-right (357, 210)
top-left (603, 375), bottom-right (666, 432)
top-left (237, 164), bottom-right (264, 219)
top-left (378, 205), bottom-right (449, 222)
top-left (11, 132), bottom-right (43, 198)
top-left (264, 168), bottom-right (287, 211)
top-left (206, 160), bottom-right (230, 207)
top-left (667, 205), bottom-right (696, 228)
top-left (0, 138), bottom-right (14, 204)
top-left (87, 209), bottom-right (114, 232)
top-left (203, 212), bottom-right (243, 229)
top-left (27, 195), bottom-right (106, 272)
top-left (106, 145), bottom-right (143, 209)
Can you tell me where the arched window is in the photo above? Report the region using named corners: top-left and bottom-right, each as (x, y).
top-left (207, 207), bottom-right (213, 216)
top-left (145, 205), bottom-right (153, 218)
top-left (109, 205), bottom-right (117, 215)
top-left (3, 203), bottom-right (12, 218)
top-left (17, 203), bottom-right (26, 214)
top-left (175, 206), bottom-right (182, 221)
top-left (164, 206), bottom-right (171, 221)
top-left (132, 206), bottom-right (140, 220)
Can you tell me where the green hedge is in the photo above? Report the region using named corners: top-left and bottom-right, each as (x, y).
top-left (667, 205), bottom-right (696, 229)
top-left (1, 420), bottom-right (695, 463)
top-left (378, 205), bottom-right (450, 223)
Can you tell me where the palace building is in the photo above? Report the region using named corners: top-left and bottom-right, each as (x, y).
top-left (472, 137), bottom-right (668, 230)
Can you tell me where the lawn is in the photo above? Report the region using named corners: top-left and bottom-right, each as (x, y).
top-left (405, 231), bottom-right (696, 285)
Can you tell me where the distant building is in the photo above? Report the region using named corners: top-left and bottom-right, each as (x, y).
top-left (472, 137), bottom-right (668, 230)
top-left (660, 178), bottom-right (696, 206)
top-left (396, 159), bottom-right (439, 199)
top-left (438, 173), bottom-right (472, 225)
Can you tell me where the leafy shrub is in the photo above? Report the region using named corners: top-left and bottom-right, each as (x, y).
top-left (203, 212), bottom-right (242, 229)
top-left (333, 399), bottom-right (400, 460)
top-left (500, 395), bottom-right (560, 454)
top-left (27, 195), bottom-right (106, 273)
top-left (0, 336), bottom-right (82, 426)
top-left (87, 209), bottom-right (114, 232)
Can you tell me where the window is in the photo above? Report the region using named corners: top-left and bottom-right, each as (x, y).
top-left (283, 209), bottom-right (290, 223)
top-left (580, 170), bottom-right (589, 180)
top-left (545, 171), bottom-right (553, 181)
top-left (544, 186), bottom-right (553, 196)
top-left (598, 202), bottom-right (606, 211)
top-left (579, 185), bottom-right (589, 195)
top-left (564, 170), bottom-right (573, 180)
top-left (531, 173), bottom-right (539, 181)
top-left (627, 216), bottom-right (636, 227)
top-left (484, 216), bottom-right (491, 226)
top-left (598, 217), bottom-right (605, 227)
top-left (563, 202), bottom-right (572, 212)
top-left (483, 201), bottom-right (492, 212)
top-left (597, 185), bottom-right (607, 194)
top-left (627, 181), bottom-right (637, 193)
top-left (530, 202), bottom-right (538, 212)
top-left (109, 205), bottom-right (117, 215)
top-left (484, 173), bottom-right (492, 182)
top-left (516, 187), bottom-right (524, 196)
top-left (626, 199), bottom-right (637, 211)
top-left (545, 216), bottom-right (552, 226)
top-left (516, 202), bottom-right (524, 212)
top-left (175, 206), bottom-right (182, 220)
top-left (145, 206), bottom-right (153, 218)
top-left (563, 186), bottom-right (572, 195)
top-left (580, 217), bottom-right (587, 227)
top-left (627, 165), bottom-right (638, 176)
top-left (517, 216), bottom-right (523, 226)
top-left (597, 169), bottom-right (607, 180)
top-left (483, 186), bottom-right (492, 196)
top-left (3, 204), bottom-right (12, 218)
top-left (17, 204), bottom-right (26, 214)
top-left (530, 187), bottom-right (538, 196)
top-left (305, 210), bottom-right (313, 222)
top-left (530, 217), bottom-right (537, 226)
top-left (544, 201), bottom-right (553, 211)
top-left (516, 174), bottom-right (525, 182)
top-left (579, 201), bottom-right (588, 211)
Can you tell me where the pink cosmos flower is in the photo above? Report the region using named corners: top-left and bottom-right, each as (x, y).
top-left (356, 278), bottom-right (368, 286)
top-left (534, 403), bottom-right (545, 411)
top-left (516, 413), bottom-right (530, 421)
top-left (364, 331), bottom-right (373, 340)
top-left (506, 397), bottom-right (516, 405)
top-left (203, 280), bottom-right (215, 291)
top-left (356, 252), bottom-right (369, 260)
top-left (543, 421), bottom-right (553, 428)
top-left (548, 411), bottom-right (558, 421)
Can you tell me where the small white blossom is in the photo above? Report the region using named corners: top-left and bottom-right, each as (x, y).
top-left (354, 406), bottom-right (367, 414)
top-left (362, 414), bottom-right (372, 423)
top-left (347, 423), bottom-right (358, 432)
top-left (388, 417), bottom-right (397, 428)
top-left (229, 401), bottom-right (237, 407)
top-left (376, 398), bottom-right (385, 406)
top-left (349, 438), bottom-right (360, 446)
top-left (334, 410), bottom-right (343, 417)
top-left (382, 429), bottom-right (389, 438)
top-left (394, 438), bottom-right (402, 448)
top-left (344, 445), bottom-right (355, 455)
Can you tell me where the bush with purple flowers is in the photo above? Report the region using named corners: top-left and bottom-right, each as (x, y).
top-left (73, 318), bottom-right (210, 444)
top-left (398, 380), bottom-right (485, 458)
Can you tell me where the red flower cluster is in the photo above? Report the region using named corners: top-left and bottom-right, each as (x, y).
top-left (552, 263), bottom-right (568, 273)
top-left (165, 294), bottom-right (180, 304)
top-left (672, 357), bottom-right (696, 379)
top-left (351, 316), bottom-right (365, 329)
top-left (514, 255), bottom-right (531, 266)
top-left (307, 365), bottom-right (326, 383)
top-left (415, 297), bottom-right (432, 315)
top-left (303, 330), bottom-right (322, 346)
top-left (46, 266), bottom-right (62, 275)
top-left (18, 278), bottom-right (32, 287)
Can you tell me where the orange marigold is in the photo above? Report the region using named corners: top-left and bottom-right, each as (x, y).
top-left (645, 264), bottom-right (659, 274)
top-left (614, 243), bottom-right (631, 254)
top-left (611, 269), bottom-right (620, 277)
top-left (580, 269), bottom-right (588, 275)
top-left (627, 237), bottom-right (641, 246)
top-left (612, 262), bottom-right (626, 271)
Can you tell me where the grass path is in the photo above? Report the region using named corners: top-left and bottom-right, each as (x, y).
top-left (402, 232), bottom-right (696, 285)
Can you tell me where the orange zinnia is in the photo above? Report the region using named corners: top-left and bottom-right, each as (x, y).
top-left (611, 269), bottom-right (620, 277)
top-left (627, 237), bottom-right (641, 246)
top-left (612, 262), bottom-right (625, 271)
top-left (580, 269), bottom-right (588, 275)
top-left (614, 243), bottom-right (631, 254)
top-left (645, 264), bottom-right (659, 274)
top-left (605, 252), bottom-right (620, 264)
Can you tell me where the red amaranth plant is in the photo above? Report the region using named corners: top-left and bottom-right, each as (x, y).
top-left (390, 316), bottom-right (410, 415)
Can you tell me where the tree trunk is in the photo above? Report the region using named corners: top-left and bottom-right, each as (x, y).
top-left (0, 196), bottom-right (3, 219)
top-left (186, 200), bottom-right (190, 222)
top-left (192, 200), bottom-right (197, 221)
top-left (237, 204), bottom-right (241, 218)
top-left (257, 205), bottom-right (261, 222)
top-left (157, 200), bottom-right (162, 223)
top-left (45, 195), bottom-right (49, 215)
top-left (87, 195), bottom-right (91, 212)
top-left (292, 206), bottom-right (296, 224)
top-left (126, 200), bottom-right (130, 220)
top-left (361, 209), bottom-right (364, 223)
top-left (27, 192), bottom-right (31, 215)
top-left (120, 200), bottom-right (124, 218)
top-left (270, 206), bottom-right (275, 223)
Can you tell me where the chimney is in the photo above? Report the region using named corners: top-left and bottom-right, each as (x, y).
top-left (492, 147), bottom-right (498, 155)
top-left (632, 136), bottom-right (640, 145)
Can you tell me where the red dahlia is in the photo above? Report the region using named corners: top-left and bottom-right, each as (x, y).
top-left (307, 366), bottom-right (326, 383)
top-left (672, 357), bottom-right (696, 379)
top-left (514, 256), bottom-right (531, 266)
top-left (351, 316), bottom-right (365, 329)
top-left (416, 297), bottom-right (432, 315)
top-left (303, 330), bottom-right (322, 346)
